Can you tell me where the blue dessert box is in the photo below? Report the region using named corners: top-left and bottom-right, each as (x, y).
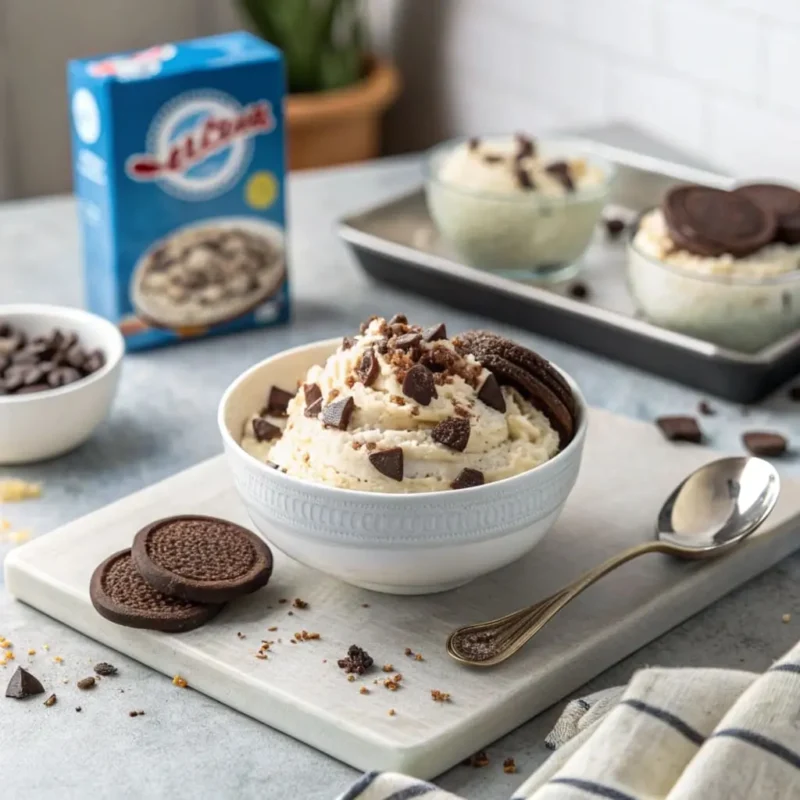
top-left (68, 32), bottom-right (289, 350)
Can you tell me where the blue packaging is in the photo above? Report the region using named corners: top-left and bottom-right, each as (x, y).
top-left (68, 32), bottom-right (289, 350)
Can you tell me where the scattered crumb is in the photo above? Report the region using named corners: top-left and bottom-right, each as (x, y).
top-left (53, 656), bottom-right (63, 664)
top-left (322, 659), bottom-right (327, 664)
top-left (431, 689), bottom-right (451, 703)
top-left (43, 694), bottom-right (57, 707)
top-left (75, 707), bottom-right (82, 713)
top-left (237, 632), bottom-right (246, 640)
top-left (172, 675), bottom-right (188, 688)
top-left (382, 675), bottom-right (403, 691)
top-left (0, 479), bottom-right (42, 502)
top-left (267, 626), bottom-right (278, 632)
top-left (361, 603), bottom-right (370, 608)
top-left (94, 662), bottom-right (117, 677)
top-left (782, 613), bottom-right (792, 623)
top-left (414, 653), bottom-right (424, 662)
top-left (0, 641), bottom-right (12, 649)
top-left (698, 400), bottom-right (715, 416)
top-left (294, 630), bottom-right (320, 642)
top-left (278, 599), bottom-right (288, 604)
top-left (255, 653), bottom-right (268, 660)
top-left (290, 639), bottom-right (297, 645)
top-left (27, 649), bottom-right (36, 656)
top-left (359, 687), bottom-right (370, 695)
top-left (129, 710), bottom-right (145, 718)
top-left (42, 644), bottom-right (49, 651)
top-left (347, 675), bottom-right (355, 683)
top-left (466, 751), bottom-right (489, 768)
top-left (388, 708), bottom-right (396, 717)
top-left (287, 611), bottom-right (294, 616)
top-left (404, 648), bottom-right (414, 657)
top-left (503, 758), bottom-right (517, 774)
top-left (382, 664), bottom-right (394, 672)
top-left (292, 598), bottom-right (309, 610)
top-left (77, 677), bottom-right (96, 691)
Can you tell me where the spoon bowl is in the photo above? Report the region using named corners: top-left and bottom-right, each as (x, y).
top-left (448, 457), bottom-right (781, 666)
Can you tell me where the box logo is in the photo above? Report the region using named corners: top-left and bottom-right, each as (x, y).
top-left (88, 45), bottom-right (177, 80)
top-left (125, 90), bottom-right (275, 200)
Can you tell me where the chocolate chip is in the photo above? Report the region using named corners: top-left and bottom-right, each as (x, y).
top-left (342, 336), bottom-right (355, 350)
top-left (422, 323), bottom-right (447, 343)
top-left (515, 133), bottom-right (535, 159)
top-left (451, 468), bottom-right (485, 490)
top-left (368, 447), bottom-right (403, 481)
top-left (483, 154), bottom-right (503, 164)
top-left (477, 373), bottom-right (506, 413)
top-left (265, 386), bottom-right (295, 415)
top-left (742, 431), bottom-right (788, 457)
top-left (303, 383), bottom-right (322, 416)
top-left (432, 417), bottom-right (471, 451)
top-left (83, 350), bottom-right (106, 374)
top-left (321, 396), bottom-right (355, 430)
top-left (698, 400), bottom-right (715, 416)
top-left (253, 418), bottom-right (282, 442)
top-left (388, 314), bottom-right (408, 326)
top-left (515, 166), bottom-right (535, 191)
top-left (5, 667), bottom-right (45, 699)
top-left (402, 364), bottom-right (437, 406)
top-left (47, 366), bottom-right (82, 388)
top-left (357, 348), bottom-right (379, 386)
top-left (656, 416), bottom-right (703, 444)
top-left (395, 333), bottom-right (422, 351)
top-left (77, 677), bottom-right (96, 691)
top-left (94, 662), bottom-right (118, 676)
top-left (604, 218), bottom-right (626, 238)
top-left (568, 282), bottom-right (590, 300)
top-left (546, 161), bottom-right (574, 191)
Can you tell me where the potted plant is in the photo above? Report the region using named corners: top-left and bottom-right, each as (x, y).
top-left (239, 0), bottom-right (400, 170)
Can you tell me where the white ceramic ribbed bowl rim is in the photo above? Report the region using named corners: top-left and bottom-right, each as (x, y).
top-left (217, 336), bottom-right (588, 503)
top-left (0, 303), bottom-right (125, 405)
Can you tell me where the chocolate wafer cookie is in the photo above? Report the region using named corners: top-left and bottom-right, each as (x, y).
top-left (735, 183), bottom-right (800, 245)
top-left (132, 515), bottom-right (273, 604)
top-left (90, 549), bottom-right (221, 633)
top-left (456, 331), bottom-right (576, 445)
top-left (663, 185), bottom-right (776, 258)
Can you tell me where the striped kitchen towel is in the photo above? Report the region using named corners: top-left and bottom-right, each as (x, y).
top-left (338, 638), bottom-right (800, 800)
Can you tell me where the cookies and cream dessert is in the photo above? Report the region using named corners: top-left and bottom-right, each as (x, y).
top-left (132, 225), bottom-right (284, 329)
top-left (426, 134), bottom-right (611, 276)
top-left (629, 183), bottom-right (800, 352)
top-left (241, 316), bottom-right (577, 493)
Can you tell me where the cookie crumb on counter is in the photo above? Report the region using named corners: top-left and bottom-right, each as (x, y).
top-left (465, 751), bottom-right (490, 768)
top-left (292, 598), bottom-right (309, 610)
top-left (414, 653), bottom-right (424, 662)
top-left (43, 694), bottom-right (57, 707)
top-left (0, 479), bottom-right (42, 502)
top-left (347, 675), bottom-right (355, 683)
top-left (782, 613), bottom-right (792, 623)
top-left (503, 758), bottom-right (517, 774)
top-left (267, 626), bottom-right (278, 632)
top-left (382, 664), bottom-right (394, 672)
top-left (172, 675), bottom-right (188, 688)
top-left (359, 686), bottom-right (369, 695)
top-left (404, 648), bottom-right (414, 657)
top-left (430, 689), bottom-right (451, 703)
top-left (388, 708), bottom-right (396, 717)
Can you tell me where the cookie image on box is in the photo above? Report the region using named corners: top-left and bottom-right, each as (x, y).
top-left (130, 218), bottom-right (285, 330)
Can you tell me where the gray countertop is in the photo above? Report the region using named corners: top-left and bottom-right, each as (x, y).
top-left (1, 130), bottom-right (799, 800)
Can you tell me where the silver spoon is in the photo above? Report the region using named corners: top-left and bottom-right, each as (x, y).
top-left (447, 456), bottom-right (780, 667)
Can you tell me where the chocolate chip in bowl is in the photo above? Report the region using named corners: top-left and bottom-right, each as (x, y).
top-left (0, 304), bottom-right (124, 465)
top-left (220, 316), bottom-right (588, 593)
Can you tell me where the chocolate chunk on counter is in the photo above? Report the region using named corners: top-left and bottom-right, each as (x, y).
top-left (422, 323), bottom-right (447, 343)
top-left (368, 447), bottom-right (404, 481)
top-left (477, 373), bottom-right (506, 413)
top-left (402, 364), bottom-right (437, 406)
top-left (742, 431), bottom-right (788, 457)
top-left (321, 396), bottom-right (355, 430)
top-left (451, 468), bottom-right (485, 490)
top-left (357, 348), bottom-right (379, 387)
top-left (432, 417), bottom-right (471, 452)
top-left (5, 667), bottom-right (45, 699)
top-left (265, 386), bottom-right (295, 415)
top-left (94, 662), bottom-right (118, 676)
top-left (252, 418), bottom-right (281, 443)
top-left (656, 416), bottom-right (703, 444)
top-left (337, 645), bottom-right (374, 675)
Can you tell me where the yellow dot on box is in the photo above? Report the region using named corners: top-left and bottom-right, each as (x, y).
top-left (245, 171), bottom-right (278, 210)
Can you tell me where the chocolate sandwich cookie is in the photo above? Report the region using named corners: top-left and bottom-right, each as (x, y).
top-left (663, 185), bottom-right (776, 258)
top-left (456, 331), bottom-right (576, 445)
top-left (90, 550), bottom-right (221, 633)
top-left (734, 183), bottom-right (800, 245)
top-left (132, 515), bottom-right (273, 604)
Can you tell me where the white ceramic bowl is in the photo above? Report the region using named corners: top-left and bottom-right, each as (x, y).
top-left (218, 338), bottom-right (587, 595)
top-left (0, 304), bottom-right (125, 464)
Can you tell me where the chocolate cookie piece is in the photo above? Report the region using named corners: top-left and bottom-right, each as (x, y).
top-left (656, 416), bottom-right (703, 444)
top-left (132, 516), bottom-right (273, 604)
top-left (264, 386), bottom-right (294, 416)
top-left (321, 396), bottom-right (355, 430)
top-left (451, 468), bottom-right (485, 490)
top-left (90, 550), bottom-right (221, 632)
top-left (477, 373), bottom-right (506, 413)
top-left (663, 185), bottom-right (776, 258)
top-left (402, 364), bottom-right (437, 406)
top-left (252, 417), bottom-right (281, 442)
top-left (357, 348), bottom-right (379, 386)
top-left (735, 183), bottom-right (800, 244)
top-left (457, 331), bottom-right (575, 445)
top-left (742, 431), bottom-right (787, 457)
top-left (368, 447), bottom-right (403, 481)
top-left (432, 418), bottom-right (470, 452)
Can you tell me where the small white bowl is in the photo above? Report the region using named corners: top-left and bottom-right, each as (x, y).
top-left (218, 338), bottom-right (587, 595)
top-left (0, 304), bottom-right (124, 464)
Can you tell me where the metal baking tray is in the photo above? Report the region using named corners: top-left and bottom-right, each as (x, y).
top-left (339, 142), bottom-right (800, 403)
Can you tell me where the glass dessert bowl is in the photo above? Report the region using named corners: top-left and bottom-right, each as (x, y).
top-left (218, 316), bottom-right (587, 594)
top-left (424, 134), bottom-right (615, 282)
top-left (627, 183), bottom-right (800, 353)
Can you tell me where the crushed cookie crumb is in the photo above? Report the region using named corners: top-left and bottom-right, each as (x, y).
top-left (27, 649), bottom-right (36, 656)
top-left (782, 613), bottom-right (792, 623)
top-left (292, 598), bottom-right (309, 610)
top-left (327, 388), bottom-right (341, 403)
top-left (362, 603), bottom-right (370, 608)
top-left (53, 656), bottom-right (63, 664)
top-left (431, 689), bottom-right (451, 703)
top-left (351, 441), bottom-right (363, 450)
top-left (172, 675), bottom-right (188, 688)
top-left (345, 375), bottom-right (356, 389)
top-left (42, 644), bottom-right (49, 651)
top-left (0, 479), bottom-right (42, 502)
top-left (347, 674), bottom-right (355, 683)
top-left (0, 641), bottom-right (12, 649)
top-left (503, 758), bottom-right (516, 774)
top-left (267, 626), bottom-right (278, 632)
top-left (382, 664), bottom-right (394, 672)
top-left (294, 630), bottom-right (320, 641)
top-left (382, 674), bottom-right (403, 691)
top-left (414, 653), bottom-right (424, 662)
top-left (278, 599), bottom-right (288, 604)
top-left (359, 686), bottom-right (370, 695)
top-left (366, 442), bottom-right (377, 451)
top-left (43, 694), bottom-right (57, 707)
top-left (389, 395), bottom-right (406, 406)
top-left (466, 751), bottom-right (489, 768)
top-left (388, 708), bottom-right (396, 716)
top-left (77, 677), bottom-right (96, 691)
top-left (338, 645), bottom-right (374, 675)
top-left (404, 648), bottom-right (414, 657)
top-left (255, 653), bottom-right (268, 660)
top-left (237, 632), bottom-right (246, 640)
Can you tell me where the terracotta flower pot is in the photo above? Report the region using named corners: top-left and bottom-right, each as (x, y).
top-left (285, 57), bottom-right (400, 171)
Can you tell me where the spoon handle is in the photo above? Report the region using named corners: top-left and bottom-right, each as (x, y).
top-left (451, 541), bottom-right (669, 666)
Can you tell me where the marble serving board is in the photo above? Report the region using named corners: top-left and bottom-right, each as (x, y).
top-left (5, 408), bottom-right (800, 780)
